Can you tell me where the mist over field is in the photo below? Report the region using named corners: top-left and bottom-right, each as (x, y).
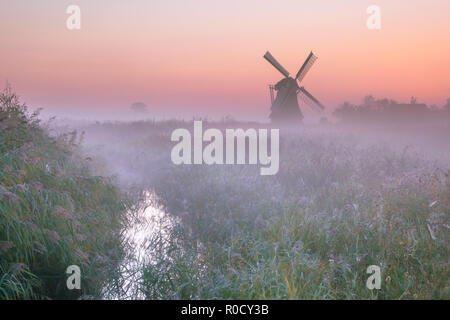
top-left (48, 111), bottom-right (449, 299)
top-left (1, 0), bottom-right (450, 301)
top-left (1, 83), bottom-right (449, 299)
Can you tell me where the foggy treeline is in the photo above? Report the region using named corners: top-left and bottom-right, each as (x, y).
top-left (333, 95), bottom-right (450, 124)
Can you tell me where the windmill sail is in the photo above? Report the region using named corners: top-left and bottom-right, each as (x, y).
top-left (263, 49), bottom-right (325, 123)
top-left (264, 51), bottom-right (290, 78)
top-left (295, 51), bottom-right (317, 82)
top-left (298, 86), bottom-right (325, 111)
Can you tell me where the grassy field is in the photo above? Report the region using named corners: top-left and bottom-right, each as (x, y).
top-left (0, 88), bottom-right (130, 299)
top-left (77, 120), bottom-right (449, 300)
top-left (1, 87), bottom-right (448, 299)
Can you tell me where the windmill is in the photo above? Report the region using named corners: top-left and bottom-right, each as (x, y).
top-left (264, 51), bottom-right (325, 123)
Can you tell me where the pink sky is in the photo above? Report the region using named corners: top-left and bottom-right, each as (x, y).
top-left (1, 0), bottom-right (449, 119)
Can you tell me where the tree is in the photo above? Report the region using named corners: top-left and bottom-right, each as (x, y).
top-left (363, 95), bottom-right (375, 108)
top-left (443, 98), bottom-right (450, 112)
top-left (130, 102), bottom-right (148, 114)
top-left (333, 102), bottom-right (357, 120)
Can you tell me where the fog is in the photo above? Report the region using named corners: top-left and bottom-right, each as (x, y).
top-left (46, 109), bottom-right (450, 189)
top-left (37, 104), bottom-right (450, 299)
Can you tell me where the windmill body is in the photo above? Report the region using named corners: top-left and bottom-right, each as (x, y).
top-left (264, 51), bottom-right (325, 124)
top-left (270, 77), bottom-right (303, 122)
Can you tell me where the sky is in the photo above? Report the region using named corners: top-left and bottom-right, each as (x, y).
top-left (1, 0), bottom-right (449, 120)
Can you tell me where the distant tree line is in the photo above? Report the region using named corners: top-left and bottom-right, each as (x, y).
top-left (333, 96), bottom-right (450, 123)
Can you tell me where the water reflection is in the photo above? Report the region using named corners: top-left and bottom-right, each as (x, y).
top-left (105, 190), bottom-right (177, 300)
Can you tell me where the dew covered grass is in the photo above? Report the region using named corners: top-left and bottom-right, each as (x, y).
top-left (0, 87), bottom-right (130, 299)
top-left (78, 120), bottom-right (449, 299)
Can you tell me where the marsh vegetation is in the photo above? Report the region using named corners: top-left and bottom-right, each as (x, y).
top-left (1, 89), bottom-right (449, 299)
top-left (0, 88), bottom-right (129, 299)
top-left (78, 119), bottom-right (449, 299)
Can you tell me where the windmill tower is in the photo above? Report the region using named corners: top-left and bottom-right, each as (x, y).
top-left (264, 51), bottom-right (325, 123)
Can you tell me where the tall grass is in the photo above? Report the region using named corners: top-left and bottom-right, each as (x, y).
top-left (76, 120), bottom-right (449, 299)
top-left (0, 87), bottom-right (129, 299)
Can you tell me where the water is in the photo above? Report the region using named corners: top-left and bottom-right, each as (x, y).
top-left (104, 190), bottom-right (177, 300)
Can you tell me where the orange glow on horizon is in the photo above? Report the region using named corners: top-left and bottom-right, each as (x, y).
top-left (1, 0), bottom-right (449, 117)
